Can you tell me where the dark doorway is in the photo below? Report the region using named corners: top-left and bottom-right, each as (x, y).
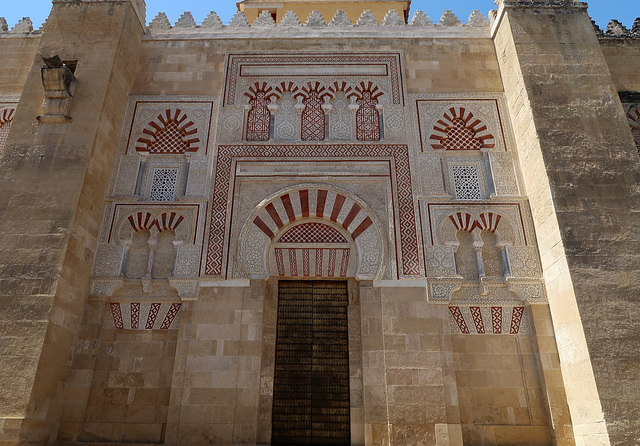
top-left (272, 280), bottom-right (350, 446)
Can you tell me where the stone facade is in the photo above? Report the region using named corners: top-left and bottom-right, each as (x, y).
top-left (0, 0), bottom-right (639, 445)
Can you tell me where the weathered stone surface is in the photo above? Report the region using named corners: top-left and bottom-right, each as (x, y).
top-left (149, 12), bottom-right (171, 30)
top-left (175, 11), bottom-right (196, 28)
top-left (201, 11), bottom-right (223, 28)
top-left (279, 10), bottom-right (301, 27)
top-left (439, 10), bottom-right (461, 27)
top-left (253, 10), bottom-right (276, 27)
top-left (305, 10), bottom-right (326, 27)
top-left (0, 0), bottom-right (638, 445)
top-left (329, 9), bottom-right (351, 27)
top-left (9, 17), bottom-right (33, 33)
top-left (382, 9), bottom-right (405, 27)
top-left (228, 11), bottom-right (249, 27)
top-left (409, 10), bottom-right (432, 27)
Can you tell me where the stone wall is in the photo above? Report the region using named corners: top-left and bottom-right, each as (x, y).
top-left (453, 333), bottom-right (551, 444)
top-left (0, 36), bottom-right (40, 95)
top-left (600, 39), bottom-right (640, 92)
top-left (133, 36), bottom-right (502, 97)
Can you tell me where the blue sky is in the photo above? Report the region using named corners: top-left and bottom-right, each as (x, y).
top-left (1, 0), bottom-right (636, 30)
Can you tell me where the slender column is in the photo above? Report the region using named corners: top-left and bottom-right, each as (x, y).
top-left (134, 152), bottom-right (148, 197)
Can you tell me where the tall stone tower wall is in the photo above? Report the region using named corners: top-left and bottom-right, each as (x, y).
top-left (0, 0), bottom-right (144, 443)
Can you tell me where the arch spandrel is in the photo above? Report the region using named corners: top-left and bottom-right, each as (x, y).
top-left (237, 184), bottom-right (387, 279)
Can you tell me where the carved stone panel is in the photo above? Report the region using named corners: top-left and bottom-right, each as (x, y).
top-left (383, 106), bottom-right (407, 142)
top-left (113, 155), bottom-right (141, 197)
top-left (506, 246), bottom-right (542, 278)
top-left (93, 244), bottom-right (125, 277)
top-left (174, 244), bottom-right (203, 277)
top-left (425, 245), bottom-right (457, 277)
top-left (419, 154), bottom-right (446, 196)
top-left (489, 151), bottom-right (520, 196)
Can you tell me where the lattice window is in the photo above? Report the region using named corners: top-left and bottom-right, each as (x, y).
top-left (246, 91), bottom-right (271, 141)
top-left (278, 223), bottom-right (347, 244)
top-left (356, 91), bottom-right (381, 141)
top-left (301, 90), bottom-right (326, 141)
top-left (0, 108), bottom-right (15, 155)
top-left (452, 166), bottom-right (482, 200)
top-left (430, 107), bottom-right (495, 150)
top-left (149, 168), bottom-right (178, 201)
top-left (135, 109), bottom-right (199, 154)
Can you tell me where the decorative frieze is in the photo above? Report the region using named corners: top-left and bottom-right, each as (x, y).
top-left (448, 305), bottom-right (530, 335)
top-left (106, 302), bottom-right (182, 329)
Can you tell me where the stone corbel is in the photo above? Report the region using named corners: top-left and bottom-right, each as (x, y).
top-left (480, 147), bottom-right (497, 197)
top-left (506, 279), bottom-right (548, 304)
top-left (141, 276), bottom-right (152, 294)
top-left (37, 55), bottom-right (77, 124)
top-left (90, 278), bottom-right (124, 296)
top-left (134, 151), bottom-right (149, 198)
top-left (168, 277), bottom-right (200, 301)
top-left (427, 279), bottom-right (462, 303)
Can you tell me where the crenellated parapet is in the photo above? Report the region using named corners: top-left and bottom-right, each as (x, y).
top-left (4, 7), bottom-right (635, 39)
top-left (147, 8), bottom-right (492, 33)
top-left (593, 18), bottom-right (640, 39)
top-left (0, 17), bottom-right (38, 34)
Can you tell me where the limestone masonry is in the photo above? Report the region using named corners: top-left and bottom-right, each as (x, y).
top-left (0, 0), bottom-right (639, 445)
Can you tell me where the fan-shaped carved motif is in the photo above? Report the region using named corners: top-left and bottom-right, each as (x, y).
top-left (252, 189), bottom-right (373, 241)
top-left (328, 81), bottom-right (356, 99)
top-left (449, 212), bottom-right (475, 232)
top-left (127, 211), bottom-right (184, 232)
top-left (448, 211), bottom-right (502, 232)
top-left (430, 107), bottom-right (495, 150)
top-left (128, 212), bottom-right (156, 231)
top-left (156, 212), bottom-right (185, 231)
top-left (136, 109), bottom-right (200, 154)
top-left (475, 212), bottom-right (501, 232)
top-left (274, 81), bottom-right (301, 98)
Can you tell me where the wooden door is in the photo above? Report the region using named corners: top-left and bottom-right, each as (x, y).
top-left (272, 281), bottom-right (350, 445)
